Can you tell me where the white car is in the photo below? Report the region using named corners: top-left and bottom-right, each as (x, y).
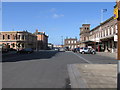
top-left (54, 48), bottom-right (59, 51)
top-left (59, 48), bottom-right (65, 52)
top-left (79, 47), bottom-right (96, 54)
top-left (80, 47), bottom-right (89, 54)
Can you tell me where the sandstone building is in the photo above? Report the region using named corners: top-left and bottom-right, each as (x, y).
top-left (0, 31), bottom-right (37, 50)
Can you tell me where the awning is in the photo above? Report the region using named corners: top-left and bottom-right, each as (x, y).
top-left (100, 35), bottom-right (114, 40)
top-left (81, 40), bottom-right (95, 43)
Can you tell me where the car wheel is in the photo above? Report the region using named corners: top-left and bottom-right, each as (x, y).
top-left (92, 51), bottom-right (95, 54)
top-left (82, 51), bottom-right (85, 54)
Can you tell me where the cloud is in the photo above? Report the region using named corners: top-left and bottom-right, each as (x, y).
top-left (52, 13), bottom-right (64, 19)
top-left (50, 8), bottom-right (56, 12)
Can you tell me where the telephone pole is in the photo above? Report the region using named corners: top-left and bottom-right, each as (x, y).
top-left (116, 0), bottom-right (120, 90)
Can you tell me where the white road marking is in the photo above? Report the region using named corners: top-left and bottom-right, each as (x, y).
top-left (71, 52), bottom-right (93, 64)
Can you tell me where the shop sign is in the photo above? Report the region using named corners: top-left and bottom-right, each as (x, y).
top-left (114, 6), bottom-right (118, 19)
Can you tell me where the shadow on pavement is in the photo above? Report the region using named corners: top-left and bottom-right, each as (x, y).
top-left (63, 78), bottom-right (71, 89)
top-left (2, 51), bottom-right (59, 63)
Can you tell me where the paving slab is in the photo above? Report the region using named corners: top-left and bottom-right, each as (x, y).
top-left (67, 64), bottom-right (117, 88)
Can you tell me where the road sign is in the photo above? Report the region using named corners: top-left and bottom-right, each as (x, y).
top-left (114, 6), bottom-right (119, 19)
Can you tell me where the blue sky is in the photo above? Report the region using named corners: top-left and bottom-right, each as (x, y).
top-left (2, 2), bottom-right (116, 45)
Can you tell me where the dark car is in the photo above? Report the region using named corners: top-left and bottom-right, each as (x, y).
top-left (8, 48), bottom-right (17, 51)
top-left (17, 48), bottom-right (33, 54)
top-left (2, 48), bottom-right (9, 53)
top-left (72, 48), bottom-right (80, 53)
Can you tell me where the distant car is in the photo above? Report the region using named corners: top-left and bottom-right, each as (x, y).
top-left (17, 48), bottom-right (33, 54)
top-left (59, 47), bottom-right (65, 52)
top-left (72, 48), bottom-right (77, 53)
top-left (65, 47), bottom-right (69, 51)
top-left (79, 47), bottom-right (96, 54)
top-left (54, 48), bottom-right (59, 51)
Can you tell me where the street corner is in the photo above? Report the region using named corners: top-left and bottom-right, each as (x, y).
top-left (67, 64), bottom-right (117, 88)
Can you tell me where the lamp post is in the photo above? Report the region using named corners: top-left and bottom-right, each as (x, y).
top-left (61, 36), bottom-right (63, 47)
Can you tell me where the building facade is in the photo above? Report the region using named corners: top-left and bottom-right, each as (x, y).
top-left (34, 29), bottom-right (48, 50)
top-left (80, 17), bottom-right (118, 53)
top-left (0, 31), bottom-right (37, 50)
top-left (64, 38), bottom-right (80, 50)
top-left (79, 24), bottom-right (91, 47)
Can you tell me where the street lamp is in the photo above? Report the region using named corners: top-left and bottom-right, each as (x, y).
top-left (61, 36), bottom-right (63, 47)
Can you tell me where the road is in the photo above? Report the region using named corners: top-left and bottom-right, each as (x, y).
top-left (2, 50), bottom-right (117, 88)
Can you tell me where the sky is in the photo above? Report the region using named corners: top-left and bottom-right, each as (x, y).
top-left (2, 2), bottom-right (116, 45)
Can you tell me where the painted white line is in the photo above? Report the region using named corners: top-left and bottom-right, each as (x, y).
top-left (71, 52), bottom-right (92, 64)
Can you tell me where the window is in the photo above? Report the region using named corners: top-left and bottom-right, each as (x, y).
top-left (11, 43), bottom-right (15, 47)
top-left (8, 35), bottom-right (10, 39)
top-left (105, 29), bottom-right (106, 36)
top-left (3, 35), bottom-right (5, 40)
top-left (18, 35), bottom-right (20, 39)
top-left (68, 41), bottom-right (70, 44)
top-left (74, 41), bottom-right (76, 43)
top-left (69, 46), bottom-right (71, 48)
top-left (75, 45), bottom-right (76, 48)
top-left (71, 45), bottom-right (74, 49)
top-left (111, 26), bottom-right (114, 35)
top-left (71, 41), bottom-right (73, 44)
top-left (84, 47), bottom-right (88, 50)
top-left (115, 24), bottom-right (118, 33)
top-left (22, 35), bottom-right (24, 40)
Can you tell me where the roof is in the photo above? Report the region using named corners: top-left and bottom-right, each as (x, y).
top-left (65, 37), bottom-right (77, 40)
top-left (82, 24), bottom-right (90, 26)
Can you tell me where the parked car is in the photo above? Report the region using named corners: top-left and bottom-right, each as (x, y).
top-left (65, 47), bottom-right (69, 51)
top-left (54, 48), bottom-right (59, 51)
top-left (8, 48), bottom-right (17, 51)
top-left (79, 47), bottom-right (96, 54)
top-left (59, 47), bottom-right (65, 52)
top-left (72, 48), bottom-right (80, 53)
top-left (17, 48), bottom-right (33, 54)
top-left (2, 48), bottom-right (9, 53)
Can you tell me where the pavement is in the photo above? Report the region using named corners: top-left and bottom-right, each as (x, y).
top-left (2, 51), bottom-right (118, 88)
top-left (97, 52), bottom-right (117, 59)
top-left (68, 64), bottom-right (117, 88)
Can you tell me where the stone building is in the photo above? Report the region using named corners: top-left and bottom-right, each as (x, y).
top-left (0, 31), bottom-right (37, 50)
top-left (79, 17), bottom-right (118, 53)
top-left (79, 24), bottom-right (91, 47)
top-left (34, 29), bottom-right (48, 50)
top-left (64, 38), bottom-right (80, 50)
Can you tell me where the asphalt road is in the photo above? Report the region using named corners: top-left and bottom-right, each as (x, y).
top-left (2, 51), bottom-right (117, 88)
